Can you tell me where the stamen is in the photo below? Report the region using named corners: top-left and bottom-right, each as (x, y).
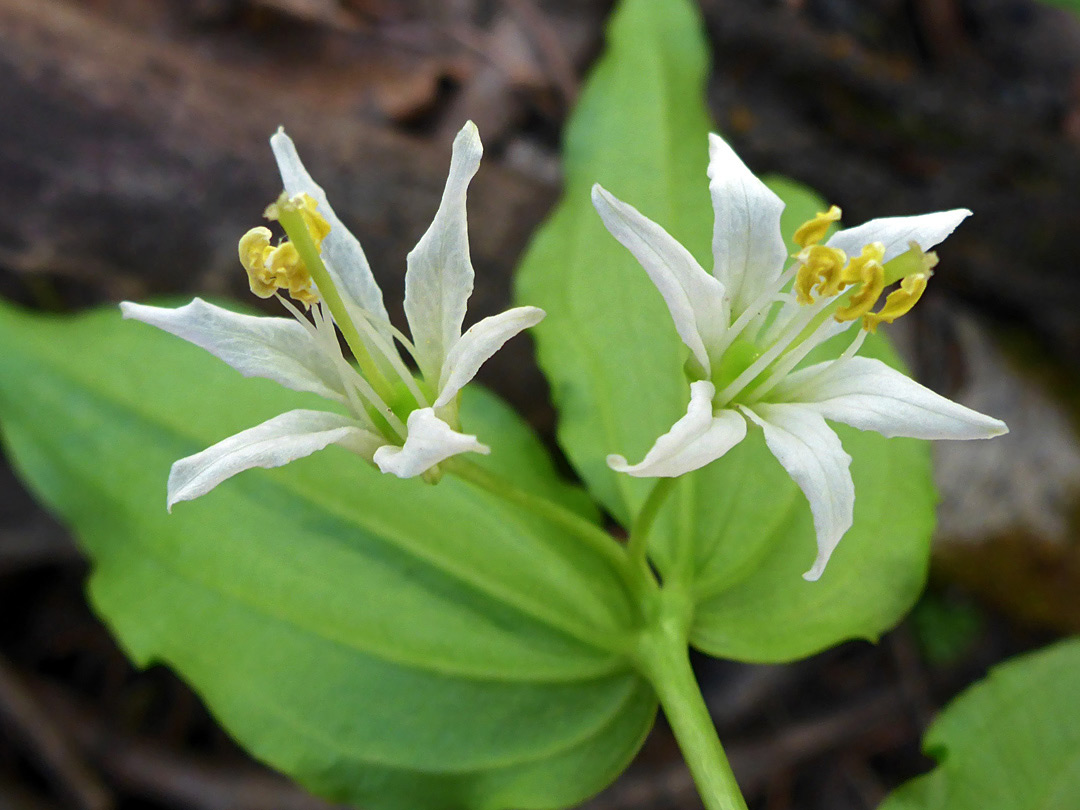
top-left (715, 305), bottom-right (820, 406)
top-left (840, 325), bottom-right (869, 361)
top-left (745, 315), bottom-right (846, 404)
top-left (295, 193), bottom-right (331, 251)
top-left (794, 245), bottom-right (847, 304)
top-left (264, 242), bottom-right (318, 308)
top-left (882, 240), bottom-right (938, 286)
top-left (775, 327), bottom-right (868, 405)
top-left (238, 198), bottom-right (329, 309)
top-left (834, 243), bottom-right (885, 322)
top-left (863, 272), bottom-right (929, 333)
top-left (238, 226), bottom-right (278, 299)
top-left (717, 265), bottom-right (800, 355)
top-left (792, 205), bottom-right (841, 249)
top-left (343, 299), bottom-right (430, 409)
top-left (273, 294), bottom-right (374, 431)
top-left (278, 293), bottom-right (407, 439)
top-left (267, 192), bottom-right (398, 404)
top-left (309, 301), bottom-right (406, 439)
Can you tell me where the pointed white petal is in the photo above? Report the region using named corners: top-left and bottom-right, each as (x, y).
top-left (121, 298), bottom-right (345, 402)
top-left (742, 403), bottom-right (854, 581)
top-left (270, 130), bottom-right (392, 335)
top-left (826, 209), bottom-right (971, 263)
top-left (775, 356), bottom-right (1009, 440)
top-left (434, 306), bottom-right (545, 409)
top-left (373, 408), bottom-right (489, 478)
top-left (592, 185), bottom-right (727, 373)
top-left (168, 409), bottom-right (382, 509)
top-left (607, 381), bottom-right (747, 477)
top-left (707, 133), bottom-right (788, 316)
top-left (403, 122), bottom-right (482, 383)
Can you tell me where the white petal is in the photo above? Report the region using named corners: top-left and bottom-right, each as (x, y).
top-left (373, 408), bottom-right (489, 478)
top-left (775, 356), bottom-right (1009, 440)
top-left (168, 410), bottom-right (383, 510)
top-left (592, 185), bottom-right (727, 374)
top-left (270, 130), bottom-right (392, 336)
top-left (742, 403), bottom-right (854, 581)
top-left (607, 381), bottom-right (747, 477)
top-left (403, 122), bottom-right (482, 383)
top-left (826, 209), bottom-right (971, 263)
top-left (434, 306), bottom-right (545, 409)
top-left (121, 298), bottom-right (345, 403)
top-left (707, 133), bottom-right (788, 316)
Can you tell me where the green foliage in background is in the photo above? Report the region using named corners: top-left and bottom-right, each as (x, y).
top-left (515, 0), bottom-right (936, 663)
top-left (0, 303), bottom-right (655, 810)
top-left (911, 592), bottom-right (984, 666)
top-left (881, 637), bottom-right (1080, 810)
top-left (1037, 0), bottom-right (1080, 15)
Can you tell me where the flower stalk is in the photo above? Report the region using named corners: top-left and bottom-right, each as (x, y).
top-left (635, 587), bottom-right (749, 810)
top-left (627, 477), bottom-right (677, 571)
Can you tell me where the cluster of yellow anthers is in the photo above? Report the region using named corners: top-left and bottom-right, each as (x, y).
top-left (791, 205), bottom-right (937, 333)
top-left (237, 193), bottom-right (330, 308)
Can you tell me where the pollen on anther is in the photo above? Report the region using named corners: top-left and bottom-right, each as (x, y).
top-left (834, 243), bottom-right (886, 323)
top-left (238, 192), bottom-right (331, 308)
top-left (238, 226), bottom-right (278, 299)
top-left (792, 205), bottom-right (842, 250)
top-left (795, 244), bottom-right (846, 304)
top-left (863, 273), bottom-right (929, 333)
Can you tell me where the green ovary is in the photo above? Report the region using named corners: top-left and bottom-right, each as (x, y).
top-left (711, 339), bottom-right (760, 394)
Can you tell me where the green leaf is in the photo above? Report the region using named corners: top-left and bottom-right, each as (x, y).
top-left (686, 334), bottom-right (934, 662)
top-left (0, 301), bottom-right (654, 810)
top-left (515, 0), bottom-right (713, 526)
top-left (880, 638), bottom-right (1080, 810)
top-left (515, 0), bottom-right (934, 663)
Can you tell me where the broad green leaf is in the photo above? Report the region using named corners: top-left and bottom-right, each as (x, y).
top-left (686, 332), bottom-right (934, 662)
top-left (880, 638), bottom-right (1080, 810)
top-left (515, 0), bottom-right (934, 663)
top-left (515, 0), bottom-right (712, 526)
top-left (0, 301), bottom-right (654, 810)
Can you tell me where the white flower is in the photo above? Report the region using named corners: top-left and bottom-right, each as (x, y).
top-left (122, 122), bottom-right (543, 509)
top-left (593, 132), bottom-right (1007, 581)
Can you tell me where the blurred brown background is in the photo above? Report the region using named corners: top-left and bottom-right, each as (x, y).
top-left (2, 1), bottom-right (1079, 808)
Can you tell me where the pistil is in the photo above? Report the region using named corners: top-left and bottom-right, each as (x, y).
top-left (268, 194), bottom-right (399, 407)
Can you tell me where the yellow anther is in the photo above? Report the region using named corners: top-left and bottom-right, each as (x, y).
top-left (295, 193), bottom-right (331, 251)
top-left (265, 192), bottom-right (331, 249)
top-left (833, 242), bottom-right (886, 322)
top-left (840, 242), bottom-right (886, 285)
top-left (267, 242), bottom-right (320, 308)
top-left (267, 241), bottom-right (301, 282)
top-left (882, 240), bottom-right (938, 285)
top-left (792, 205), bottom-right (842, 249)
top-left (863, 272), bottom-right (929, 333)
top-left (795, 245), bottom-right (847, 304)
top-left (238, 226), bottom-right (279, 299)
top-left (239, 226), bottom-right (272, 270)
top-left (241, 193), bottom-right (331, 307)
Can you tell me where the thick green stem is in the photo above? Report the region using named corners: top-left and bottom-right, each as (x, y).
top-left (636, 591), bottom-right (749, 810)
top-left (443, 458), bottom-right (637, 586)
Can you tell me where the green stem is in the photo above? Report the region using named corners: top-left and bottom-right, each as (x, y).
top-left (443, 458), bottom-right (637, 586)
top-left (628, 477), bottom-right (676, 568)
top-left (636, 591), bottom-right (749, 810)
top-left (276, 203), bottom-right (395, 400)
